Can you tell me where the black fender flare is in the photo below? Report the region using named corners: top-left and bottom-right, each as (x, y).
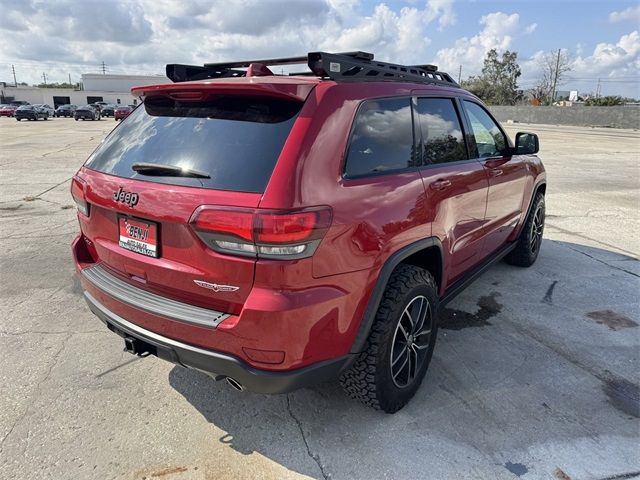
top-left (513, 180), bottom-right (547, 240)
top-left (349, 237), bottom-right (443, 354)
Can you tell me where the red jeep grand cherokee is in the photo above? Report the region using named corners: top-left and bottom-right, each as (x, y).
top-left (71, 52), bottom-right (545, 412)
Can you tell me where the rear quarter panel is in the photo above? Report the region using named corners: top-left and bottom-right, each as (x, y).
top-left (260, 82), bottom-right (447, 278)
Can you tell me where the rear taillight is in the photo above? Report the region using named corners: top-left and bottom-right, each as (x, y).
top-left (190, 206), bottom-right (332, 259)
top-left (70, 177), bottom-right (90, 217)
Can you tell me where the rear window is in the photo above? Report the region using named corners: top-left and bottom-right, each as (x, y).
top-left (85, 95), bottom-right (301, 193)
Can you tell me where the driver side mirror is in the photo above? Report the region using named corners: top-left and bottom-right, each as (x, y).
top-left (515, 132), bottom-right (539, 155)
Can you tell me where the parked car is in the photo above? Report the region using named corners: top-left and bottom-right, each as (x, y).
top-left (71, 51), bottom-right (545, 413)
top-left (34, 104), bottom-right (55, 117)
top-left (0, 105), bottom-right (18, 117)
top-left (100, 104), bottom-right (118, 117)
top-left (74, 106), bottom-right (101, 121)
top-left (89, 102), bottom-right (108, 112)
top-left (113, 105), bottom-right (132, 121)
top-left (15, 105), bottom-right (48, 121)
top-left (55, 104), bottom-right (77, 117)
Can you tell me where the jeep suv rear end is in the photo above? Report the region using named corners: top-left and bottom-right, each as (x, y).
top-left (72, 51), bottom-right (545, 412)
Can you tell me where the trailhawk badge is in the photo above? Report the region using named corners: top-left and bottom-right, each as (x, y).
top-left (194, 280), bottom-right (239, 293)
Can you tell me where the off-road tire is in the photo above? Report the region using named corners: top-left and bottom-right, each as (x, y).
top-left (505, 192), bottom-right (545, 267)
top-left (340, 264), bottom-right (439, 413)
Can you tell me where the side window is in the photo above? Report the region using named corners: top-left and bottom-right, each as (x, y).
top-left (463, 101), bottom-right (507, 157)
top-left (415, 98), bottom-right (467, 164)
top-left (344, 98), bottom-right (415, 177)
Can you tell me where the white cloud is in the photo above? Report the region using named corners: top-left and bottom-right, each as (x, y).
top-left (424, 0), bottom-right (457, 30)
top-left (571, 30), bottom-right (640, 78)
top-left (322, 4), bottom-right (433, 62)
top-left (434, 12), bottom-right (521, 74)
top-left (524, 23), bottom-right (537, 35)
top-left (0, 0), bottom-right (460, 84)
top-left (519, 31), bottom-right (640, 97)
top-left (609, 5), bottom-right (640, 23)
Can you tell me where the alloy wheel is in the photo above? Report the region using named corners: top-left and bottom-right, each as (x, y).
top-left (390, 295), bottom-right (433, 388)
top-left (530, 206), bottom-right (544, 254)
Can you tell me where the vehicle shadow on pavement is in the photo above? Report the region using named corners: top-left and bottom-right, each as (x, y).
top-left (168, 240), bottom-right (640, 479)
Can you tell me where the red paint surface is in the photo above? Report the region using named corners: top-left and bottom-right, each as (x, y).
top-left (72, 77), bottom-right (545, 370)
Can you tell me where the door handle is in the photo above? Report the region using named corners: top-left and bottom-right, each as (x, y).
top-left (430, 179), bottom-right (451, 190)
top-left (488, 168), bottom-right (503, 177)
top-left (484, 157), bottom-right (509, 169)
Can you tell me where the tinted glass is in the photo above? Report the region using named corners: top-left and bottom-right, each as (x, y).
top-left (85, 95), bottom-right (301, 193)
top-left (463, 101), bottom-right (507, 157)
top-left (416, 98), bottom-right (467, 164)
top-left (344, 98), bottom-right (414, 177)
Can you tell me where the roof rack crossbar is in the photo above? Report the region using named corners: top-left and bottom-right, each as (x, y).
top-left (166, 51), bottom-right (459, 88)
top-left (166, 64), bottom-right (246, 83)
top-left (308, 52), bottom-right (459, 87)
top-left (202, 51), bottom-right (372, 70)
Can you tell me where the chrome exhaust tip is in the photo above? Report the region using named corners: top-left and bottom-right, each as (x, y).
top-left (226, 377), bottom-right (244, 391)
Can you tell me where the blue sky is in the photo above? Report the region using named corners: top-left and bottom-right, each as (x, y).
top-left (0, 0), bottom-right (638, 97)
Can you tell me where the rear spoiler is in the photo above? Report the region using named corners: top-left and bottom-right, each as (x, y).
top-left (131, 81), bottom-right (316, 102)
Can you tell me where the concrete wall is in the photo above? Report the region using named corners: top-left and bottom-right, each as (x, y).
top-left (489, 105), bottom-right (640, 129)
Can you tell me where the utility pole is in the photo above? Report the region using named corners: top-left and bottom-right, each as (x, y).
top-left (596, 78), bottom-right (601, 98)
top-left (11, 64), bottom-right (17, 86)
top-left (69, 73), bottom-right (72, 86)
top-left (101, 61), bottom-right (106, 75)
top-left (458, 65), bottom-right (462, 83)
top-left (42, 72), bottom-right (47, 86)
top-left (549, 48), bottom-right (561, 105)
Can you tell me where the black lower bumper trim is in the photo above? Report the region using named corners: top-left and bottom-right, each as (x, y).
top-left (84, 291), bottom-right (352, 394)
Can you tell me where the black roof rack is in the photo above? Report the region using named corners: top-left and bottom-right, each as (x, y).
top-left (166, 51), bottom-right (459, 88)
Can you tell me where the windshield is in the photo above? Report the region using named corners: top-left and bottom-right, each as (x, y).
top-left (84, 95), bottom-right (301, 193)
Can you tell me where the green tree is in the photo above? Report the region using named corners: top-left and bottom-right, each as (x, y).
top-left (461, 49), bottom-right (522, 105)
top-left (585, 96), bottom-right (625, 106)
top-left (35, 82), bottom-right (80, 89)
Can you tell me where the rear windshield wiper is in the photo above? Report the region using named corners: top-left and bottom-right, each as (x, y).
top-left (132, 162), bottom-right (211, 179)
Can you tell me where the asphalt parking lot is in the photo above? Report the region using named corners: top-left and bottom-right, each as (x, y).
top-left (1, 117), bottom-right (639, 480)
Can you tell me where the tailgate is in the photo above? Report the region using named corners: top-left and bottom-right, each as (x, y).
top-left (78, 168), bottom-right (260, 314)
top-left (74, 89), bottom-right (306, 314)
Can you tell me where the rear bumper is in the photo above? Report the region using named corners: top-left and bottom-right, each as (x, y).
top-left (84, 290), bottom-right (353, 394)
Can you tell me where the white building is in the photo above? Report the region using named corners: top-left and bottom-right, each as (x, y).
top-left (0, 73), bottom-right (169, 108)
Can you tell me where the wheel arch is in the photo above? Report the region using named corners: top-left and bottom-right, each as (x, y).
top-left (510, 180), bottom-right (546, 242)
top-left (349, 237), bottom-right (443, 354)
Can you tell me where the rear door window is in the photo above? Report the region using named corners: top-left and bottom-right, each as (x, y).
top-left (415, 98), bottom-right (467, 164)
top-left (344, 97), bottom-right (416, 177)
top-left (85, 95), bottom-right (301, 193)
